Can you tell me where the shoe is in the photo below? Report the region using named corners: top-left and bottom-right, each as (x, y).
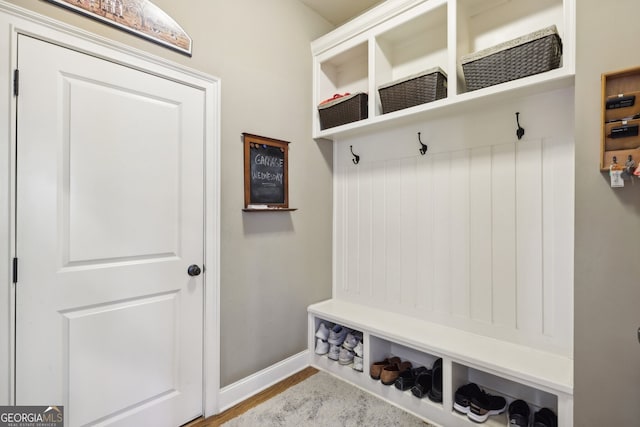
top-left (342, 331), bottom-right (362, 350)
top-left (338, 348), bottom-right (355, 365)
top-left (453, 382), bottom-right (482, 414)
top-left (410, 371), bottom-right (432, 398)
top-left (327, 344), bottom-right (341, 361)
top-left (353, 356), bottom-right (363, 372)
top-left (314, 338), bottom-right (329, 355)
top-left (509, 399), bottom-right (531, 427)
top-left (395, 366), bottom-right (428, 391)
top-left (468, 389), bottom-right (507, 423)
top-left (315, 323), bottom-right (329, 341)
top-left (427, 358), bottom-right (443, 403)
top-left (381, 360), bottom-right (412, 385)
top-left (370, 356), bottom-right (400, 380)
top-left (533, 408), bottom-right (557, 427)
top-left (327, 324), bottom-right (349, 346)
top-left (353, 341), bottom-right (364, 357)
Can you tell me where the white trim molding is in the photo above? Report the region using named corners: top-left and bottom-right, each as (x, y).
top-left (217, 350), bottom-right (311, 413)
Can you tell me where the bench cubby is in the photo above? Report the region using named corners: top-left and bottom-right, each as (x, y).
top-left (311, 316), bottom-right (365, 386)
top-left (451, 362), bottom-right (558, 427)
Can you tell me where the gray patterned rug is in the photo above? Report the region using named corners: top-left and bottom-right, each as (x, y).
top-left (222, 371), bottom-right (432, 426)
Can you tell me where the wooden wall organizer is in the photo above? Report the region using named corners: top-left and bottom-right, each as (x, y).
top-left (601, 66), bottom-right (640, 171)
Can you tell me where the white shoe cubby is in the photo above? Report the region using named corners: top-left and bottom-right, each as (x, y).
top-left (451, 362), bottom-right (558, 427)
top-left (367, 335), bottom-right (446, 425)
top-left (311, 316), bottom-right (365, 386)
top-left (308, 299), bottom-right (573, 426)
top-left (311, 0), bottom-right (574, 138)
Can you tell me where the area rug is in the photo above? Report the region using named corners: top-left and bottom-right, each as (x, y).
top-left (222, 371), bottom-right (432, 427)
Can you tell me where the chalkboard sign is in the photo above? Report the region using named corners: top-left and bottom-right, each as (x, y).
top-left (243, 133), bottom-right (290, 210)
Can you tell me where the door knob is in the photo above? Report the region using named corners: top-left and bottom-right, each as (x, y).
top-left (187, 264), bottom-right (202, 277)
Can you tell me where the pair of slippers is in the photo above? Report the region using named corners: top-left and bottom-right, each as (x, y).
top-left (407, 358), bottom-right (442, 402)
top-left (394, 365), bottom-right (428, 391)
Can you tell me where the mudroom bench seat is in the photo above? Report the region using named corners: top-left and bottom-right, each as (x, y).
top-left (308, 299), bottom-right (573, 427)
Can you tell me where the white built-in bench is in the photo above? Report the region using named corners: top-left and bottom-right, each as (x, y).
top-left (308, 299), bottom-right (573, 427)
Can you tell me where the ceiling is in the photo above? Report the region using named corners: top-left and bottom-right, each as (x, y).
top-left (298, 0), bottom-right (384, 26)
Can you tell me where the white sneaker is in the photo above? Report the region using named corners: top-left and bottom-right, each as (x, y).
top-left (353, 341), bottom-right (364, 357)
top-left (353, 356), bottom-right (363, 372)
top-left (314, 338), bottom-right (329, 355)
top-left (328, 344), bottom-right (341, 360)
top-left (342, 331), bottom-right (361, 350)
top-left (315, 323), bottom-right (329, 341)
top-left (328, 325), bottom-right (349, 346)
top-left (338, 348), bottom-right (354, 365)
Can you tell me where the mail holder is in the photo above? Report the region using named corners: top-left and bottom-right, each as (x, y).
top-left (601, 66), bottom-right (640, 171)
top-left (605, 119), bottom-right (640, 151)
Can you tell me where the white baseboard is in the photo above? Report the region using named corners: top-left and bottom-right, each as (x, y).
top-left (217, 350), bottom-right (310, 412)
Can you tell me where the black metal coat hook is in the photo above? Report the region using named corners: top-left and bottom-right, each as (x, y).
top-left (515, 112), bottom-right (525, 140)
top-left (350, 145), bottom-right (360, 165)
top-left (417, 132), bottom-right (428, 155)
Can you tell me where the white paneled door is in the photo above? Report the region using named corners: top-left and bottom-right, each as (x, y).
top-left (15, 35), bottom-right (205, 426)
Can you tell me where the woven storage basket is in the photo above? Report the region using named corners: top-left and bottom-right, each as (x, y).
top-left (461, 25), bottom-right (562, 92)
top-left (378, 67), bottom-right (448, 114)
top-left (318, 92), bottom-right (368, 130)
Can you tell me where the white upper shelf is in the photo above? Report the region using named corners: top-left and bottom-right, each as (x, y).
top-left (311, 0), bottom-right (575, 140)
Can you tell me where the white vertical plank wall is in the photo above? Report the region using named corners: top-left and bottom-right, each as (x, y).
top-left (334, 87), bottom-right (574, 358)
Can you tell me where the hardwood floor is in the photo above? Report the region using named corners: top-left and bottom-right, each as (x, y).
top-left (184, 366), bottom-right (319, 427)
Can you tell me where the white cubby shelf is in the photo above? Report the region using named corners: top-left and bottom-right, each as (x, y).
top-left (311, 0), bottom-right (575, 140)
top-left (308, 299), bottom-right (573, 427)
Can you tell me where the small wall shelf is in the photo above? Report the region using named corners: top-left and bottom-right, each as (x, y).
top-left (242, 207), bottom-right (297, 212)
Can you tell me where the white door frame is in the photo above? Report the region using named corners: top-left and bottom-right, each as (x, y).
top-left (0, 0), bottom-right (221, 418)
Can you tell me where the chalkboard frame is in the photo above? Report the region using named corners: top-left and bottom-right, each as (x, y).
top-left (243, 133), bottom-right (291, 210)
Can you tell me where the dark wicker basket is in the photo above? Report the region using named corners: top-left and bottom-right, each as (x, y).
top-left (318, 92), bottom-right (368, 130)
top-left (461, 25), bottom-right (562, 92)
top-left (378, 67), bottom-right (448, 114)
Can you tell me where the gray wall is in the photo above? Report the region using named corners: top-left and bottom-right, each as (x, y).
top-left (5, 0), bottom-right (334, 387)
top-left (574, 0), bottom-right (640, 424)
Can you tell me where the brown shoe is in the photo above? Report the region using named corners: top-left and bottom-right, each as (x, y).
top-left (370, 356), bottom-right (401, 380)
top-left (381, 361), bottom-right (412, 385)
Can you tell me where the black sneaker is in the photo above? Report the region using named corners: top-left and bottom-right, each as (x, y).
top-left (453, 383), bottom-right (482, 414)
top-left (468, 389), bottom-right (507, 423)
top-left (534, 407), bottom-right (557, 427)
top-left (508, 399), bottom-right (531, 427)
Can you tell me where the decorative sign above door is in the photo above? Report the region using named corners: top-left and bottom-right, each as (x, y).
top-left (45, 0), bottom-right (192, 56)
